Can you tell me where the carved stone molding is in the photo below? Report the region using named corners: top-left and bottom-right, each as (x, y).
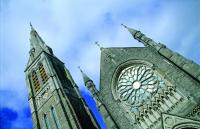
top-left (162, 113), bottom-right (200, 129)
top-left (187, 104), bottom-right (200, 118)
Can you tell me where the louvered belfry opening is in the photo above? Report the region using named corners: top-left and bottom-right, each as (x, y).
top-left (32, 71), bottom-right (40, 92)
top-left (39, 64), bottom-right (48, 84)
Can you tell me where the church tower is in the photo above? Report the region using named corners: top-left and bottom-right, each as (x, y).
top-left (24, 24), bottom-right (100, 129)
top-left (81, 25), bottom-right (200, 129)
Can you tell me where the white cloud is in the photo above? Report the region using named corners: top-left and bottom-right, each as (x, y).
top-left (0, 0), bottom-right (200, 128)
top-left (1, 0), bottom-right (199, 103)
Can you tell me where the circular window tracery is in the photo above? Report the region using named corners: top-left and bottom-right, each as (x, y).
top-left (112, 60), bottom-right (187, 128)
top-left (117, 65), bottom-right (160, 107)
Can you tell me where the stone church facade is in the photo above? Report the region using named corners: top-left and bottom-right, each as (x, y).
top-left (25, 24), bottom-right (200, 129)
top-left (25, 25), bottom-right (100, 129)
top-left (80, 25), bottom-right (200, 129)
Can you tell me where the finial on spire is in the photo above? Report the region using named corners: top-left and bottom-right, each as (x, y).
top-left (30, 22), bottom-right (32, 27)
top-left (95, 41), bottom-right (103, 50)
top-left (30, 22), bottom-right (34, 30)
top-left (121, 24), bottom-right (139, 39)
top-left (121, 23), bottom-right (128, 28)
top-left (78, 66), bottom-right (92, 85)
top-left (122, 24), bottom-right (163, 50)
top-left (78, 66), bottom-right (83, 73)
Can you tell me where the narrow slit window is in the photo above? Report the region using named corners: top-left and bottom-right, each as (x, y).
top-left (32, 71), bottom-right (40, 92)
top-left (51, 107), bottom-right (61, 129)
top-left (43, 114), bottom-right (51, 129)
top-left (39, 64), bottom-right (48, 84)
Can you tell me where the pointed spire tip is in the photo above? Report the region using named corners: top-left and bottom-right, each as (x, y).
top-left (77, 66), bottom-right (83, 73)
top-left (30, 22), bottom-right (33, 29)
top-left (95, 41), bottom-right (103, 50)
top-left (95, 41), bottom-right (100, 47)
top-left (78, 66), bottom-right (92, 85)
top-left (121, 24), bottom-right (128, 28)
top-left (30, 22), bottom-right (32, 27)
top-left (30, 22), bottom-right (36, 32)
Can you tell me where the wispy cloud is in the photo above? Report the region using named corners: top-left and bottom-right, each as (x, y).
top-left (0, 0), bottom-right (199, 128)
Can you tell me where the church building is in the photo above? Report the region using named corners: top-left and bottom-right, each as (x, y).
top-left (24, 24), bottom-right (100, 129)
top-left (80, 25), bottom-right (200, 129)
top-left (25, 24), bottom-right (200, 129)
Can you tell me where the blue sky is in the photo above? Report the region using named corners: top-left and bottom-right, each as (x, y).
top-left (0, 0), bottom-right (200, 129)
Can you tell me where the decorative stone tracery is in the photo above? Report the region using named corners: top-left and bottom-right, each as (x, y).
top-left (112, 61), bottom-right (187, 129)
top-left (117, 65), bottom-right (159, 107)
top-left (36, 84), bottom-right (51, 107)
top-left (187, 104), bottom-right (200, 118)
top-left (162, 113), bottom-right (200, 129)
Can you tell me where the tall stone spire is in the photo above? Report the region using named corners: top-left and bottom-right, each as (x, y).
top-left (122, 24), bottom-right (200, 82)
top-left (29, 23), bottom-right (45, 48)
top-left (79, 67), bottom-right (119, 129)
top-left (78, 66), bottom-right (98, 93)
top-left (121, 24), bottom-right (165, 51)
top-left (28, 24), bottom-right (53, 61)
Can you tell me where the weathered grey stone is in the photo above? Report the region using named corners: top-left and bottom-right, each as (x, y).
top-left (182, 62), bottom-right (200, 78)
top-left (95, 25), bottom-right (200, 129)
top-left (197, 75), bottom-right (200, 82)
top-left (159, 47), bottom-right (173, 58)
top-left (25, 26), bottom-right (100, 129)
top-left (170, 52), bottom-right (187, 66)
top-left (26, 25), bottom-right (200, 129)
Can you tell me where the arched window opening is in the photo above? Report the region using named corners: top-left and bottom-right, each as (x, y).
top-left (50, 107), bottom-right (61, 129)
top-left (39, 64), bottom-right (48, 84)
top-left (43, 114), bottom-right (51, 129)
top-left (32, 71), bottom-right (40, 92)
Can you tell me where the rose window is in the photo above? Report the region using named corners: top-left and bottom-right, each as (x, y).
top-left (117, 65), bottom-right (160, 107)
